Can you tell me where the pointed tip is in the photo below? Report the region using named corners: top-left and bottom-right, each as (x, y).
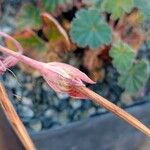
top-left (80, 73), bottom-right (96, 84)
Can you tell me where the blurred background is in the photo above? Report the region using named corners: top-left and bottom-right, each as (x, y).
top-left (0, 0), bottom-right (150, 150)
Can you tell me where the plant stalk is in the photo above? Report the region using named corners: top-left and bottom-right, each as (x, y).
top-left (77, 86), bottom-right (150, 137)
top-left (0, 82), bottom-right (36, 150)
top-left (1, 34), bottom-right (150, 137)
top-left (0, 45), bottom-right (44, 71)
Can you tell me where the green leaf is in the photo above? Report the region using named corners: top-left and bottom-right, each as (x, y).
top-left (83, 0), bottom-right (103, 8)
top-left (6, 30), bottom-right (47, 52)
top-left (146, 31), bottom-right (150, 49)
top-left (69, 9), bottom-right (112, 49)
top-left (41, 13), bottom-right (70, 50)
top-left (42, 0), bottom-right (69, 13)
top-left (102, 0), bottom-right (134, 19)
top-left (110, 42), bottom-right (136, 74)
top-left (134, 0), bottom-right (150, 20)
top-left (41, 13), bottom-right (69, 42)
top-left (118, 60), bottom-right (149, 94)
top-left (42, 0), bottom-right (58, 12)
top-left (17, 4), bottom-right (41, 30)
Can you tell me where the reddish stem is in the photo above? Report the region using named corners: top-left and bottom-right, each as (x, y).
top-left (77, 86), bottom-right (150, 137)
top-left (0, 82), bottom-right (36, 150)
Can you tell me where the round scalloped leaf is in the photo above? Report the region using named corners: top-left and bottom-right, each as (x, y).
top-left (102, 0), bottom-right (134, 19)
top-left (134, 0), bottom-right (150, 20)
top-left (110, 42), bottom-right (136, 74)
top-left (69, 9), bottom-right (112, 49)
top-left (118, 60), bottom-right (149, 95)
top-left (17, 3), bottom-right (41, 30)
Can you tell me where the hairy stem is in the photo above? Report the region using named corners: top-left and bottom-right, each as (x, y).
top-left (77, 86), bottom-right (150, 137)
top-left (0, 45), bottom-right (44, 71)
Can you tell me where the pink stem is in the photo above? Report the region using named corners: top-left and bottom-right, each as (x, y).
top-left (0, 45), bottom-right (44, 71)
top-left (0, 31), bottom-right (44, 71)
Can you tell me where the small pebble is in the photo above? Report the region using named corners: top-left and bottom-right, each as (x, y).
top-left (29, 119), bottom-right (42, 132)
top-left (44, 109), bottom-right (56, 118)
top-left (70, 100), bottom-right (82, 109)
top-left (71, 109), bottom-right (81, 121)
top-left (18, 105), bottom-right (34, 118)
top-left (57, 93), bottom-right (69, 100)
top-left (5, 75), bottom-right (18, 88)
top-left (21, 97), bottom-right (33, 107)
top-left (88, 108), bottom-right (97, 116)
top-left (58, 111), bottom-right (69, 124)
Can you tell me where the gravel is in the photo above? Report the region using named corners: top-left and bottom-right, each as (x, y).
top-left (0, 0), bottom-right (150, 133)
top-left (1, 64), bottom-right (148, 132)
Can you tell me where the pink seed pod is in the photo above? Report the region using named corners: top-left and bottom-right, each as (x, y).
top-left (41, 62), bottom-right (95, 98)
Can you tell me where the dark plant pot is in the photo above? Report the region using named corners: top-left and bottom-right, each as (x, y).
top-left (31, 102), bottom-right (150, 150)
top-left (0, 102), bottom-right (150, 150)
top-left (0, 106), bottom-right (24, 150)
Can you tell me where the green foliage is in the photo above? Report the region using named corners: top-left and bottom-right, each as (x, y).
top-left (118, 60), bottom-right (149, 94)
top-left (110, 42), bottom-right (136, 74)
top-left (134, 0), bottom-right (150, 20)
top-left (102, 0), bottom-right (134, 19)
top-left (42, 0), bottom-right (58, 12)
top-left (17, 4), bottom-right (41, 30)
top-left (17, 0), bottom-right (70, 29)
top-left (42, 0), bottom-right (69, 13)
top-left (69, 9), bottom-right (112, 49)
top-left (41, 13), bottom-right (70, 50)
top-left (110, 42), bottom-right (149, 94)
top-left (146, 31), bottom-right (150, 48)
top-left (13, 0), bottom-right (149, 95)
top-left (42, 13), bottom-right (65, 41)
top-left (6, 30), bottom-right (47, 52)
top-left (83, 0), bottom-right (103, 8)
